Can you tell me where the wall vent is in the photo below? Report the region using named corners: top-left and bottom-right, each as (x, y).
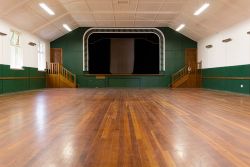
top-left (222, 38), bottom-right (232, 43)
top-left (206, 45), bottom-right (213, 49)
top-left (28, 42), bottom-right (37, 46)
top-left (0, 32), bottom-right (7, 36)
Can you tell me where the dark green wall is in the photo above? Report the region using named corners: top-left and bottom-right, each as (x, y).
top-left (202, 65), bottom-right (250, 94)
top-left (0, 64), bottom-right (46, 94)
top-left (50, 27), bottom-right (197, 88)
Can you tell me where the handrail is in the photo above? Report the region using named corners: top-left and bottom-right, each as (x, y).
top-left (172, 62), bottom-right (202, 84)
top-left (46, 63), bottom-right (76, 86)
top-left (172, 66), bottom-right (188, 83)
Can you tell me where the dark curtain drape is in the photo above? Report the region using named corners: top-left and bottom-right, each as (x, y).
top-left (110, 38), bottom-right (134, 74)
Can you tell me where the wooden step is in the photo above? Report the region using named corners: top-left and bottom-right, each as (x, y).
top-left (172, 74), bottom-right (189, 88)
top-left (46, 63), bottom-right (77, 88)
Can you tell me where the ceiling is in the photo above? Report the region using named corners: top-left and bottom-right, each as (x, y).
top-left (1, 0), bottom-right (250, 42)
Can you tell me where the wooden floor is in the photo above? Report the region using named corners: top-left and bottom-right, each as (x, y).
top-left (0, 89), bottom-right (250, 167)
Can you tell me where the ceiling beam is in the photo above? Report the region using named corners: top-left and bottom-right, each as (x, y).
top-left (32, 12), bottom-right (70, 33)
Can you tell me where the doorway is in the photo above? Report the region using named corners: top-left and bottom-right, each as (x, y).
top-left (185, 48), bottom-right (201, 87)
top-left (50, 48), bottom-right (63, 64)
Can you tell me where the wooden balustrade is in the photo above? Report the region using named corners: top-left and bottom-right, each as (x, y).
top-left (172, 61), bottom-right (202, 88)
top-left (46, 63), bottom-right (76, 87)
top-left (47, 63), bottom-right (60, 74)
top-left (172, 66), bottom-right (189, 83)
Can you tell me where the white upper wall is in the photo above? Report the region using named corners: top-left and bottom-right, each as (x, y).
top-left (0, 19), bottom-right (50, 68)
top-left (198, 18), bottom-right (250, 69)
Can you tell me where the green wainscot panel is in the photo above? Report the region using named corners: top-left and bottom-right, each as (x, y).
top-left (224, 65), bottom-right (250, 77)
top-left (0, 65), bottom-right (3, 93)
top-left (202, 64), bottom-right (250, 94)
top-left (140, 76), bottom-right (170, 88)
top-left (2, 79), bottom-right (29, 93)
top-left (0, 80), bottom-right (2, 94)
top-left (202, 79), bottom-right (226, 91)
top-left (226, 80), bottom-right (250, 94)
top-left (0, 65), bottom-right (46, 94)
top-left (29, 78), bottom-right (46, 90)
top-left (29, 67), bottom-right (46, 77)
top-left (77, 76), bottom-right (90, 88)
top-left (2, 65), bottom-right (29, 77)
top-left (87, 79), bottom-right (106, 88)
top-left (108, 78), bottom-right (141, 88)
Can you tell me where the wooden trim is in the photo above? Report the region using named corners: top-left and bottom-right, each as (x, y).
top-left (96, 76), bottom-right (106, 79)
top-left (0, 76), bottom-right (45, 80)
top-left (84, 74), bottom-right (166, 76)
top-left (203, 76), bottom-right (250, 80)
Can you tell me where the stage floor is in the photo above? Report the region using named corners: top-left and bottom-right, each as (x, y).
top-left (0, 88), bottom-right (249, 167)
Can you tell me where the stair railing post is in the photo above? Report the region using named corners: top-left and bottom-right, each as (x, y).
top-left (58, 63), bottom-right (60, 87)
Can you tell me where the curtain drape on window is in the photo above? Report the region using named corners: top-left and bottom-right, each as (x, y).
top-left (10, 30), bottom-right (22, 69)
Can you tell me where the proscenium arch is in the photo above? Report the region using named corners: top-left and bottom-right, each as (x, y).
top-left (83, 28), bottom-right (165, 72)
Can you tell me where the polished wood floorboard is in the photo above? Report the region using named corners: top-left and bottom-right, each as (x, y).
top-left (0, 88), bottom-right (250, 167)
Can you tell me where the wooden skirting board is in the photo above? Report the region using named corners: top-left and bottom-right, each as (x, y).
top-left (0, 77), bottom-right (45, 80)
top-left (84, 74), bottom-right (167, 76)
top-left (203, 76), bottom-right (250, 80)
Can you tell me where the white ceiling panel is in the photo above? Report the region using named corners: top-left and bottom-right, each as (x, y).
top-left (58, 0), bottom-right (90, 13)
top-left (153, 20), bottom-right (170, 27)
top-left (136, 13), bottom-right (157, 20)
top-left (97, 20), bottom-right (115, 27)
top-left (114, 13), bottom-right (135, 20)
top-left (0, 0), bottom-right (27, 16)
top-left (52, 15), bottom-right (78, 32)
top-left (113, 0), bottom-right (137, 11)
top-left (157, 13), bottom-right (178, 20)
top-left (135, 20), bottom-right (154, 27)
top-left (94, 13), bottom-right (114, 20)
top-left (159, 2), bottom-right (184, 12)
top-left (137, 2), bottom-right (163, 12)
top-left (35, 24), bottom-right (63, 41)
top-left (87, 1), bottom-right (113, 12)
top-left (71, 13), bottom-right (95, 22)
top-left (1, 0), bottom-right (250, 41)
top-left (28, 0), bottom-right (68, 21)
top-left (2, 6), bottom-right (47, 31)
top-left (116, 20), bottom-right (135, 27)
top-left (78, 21), bottom-right (97, 27)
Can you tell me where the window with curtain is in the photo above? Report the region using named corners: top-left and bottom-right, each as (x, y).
top-left (10, 30), bottom-right (23, 69)
top-left (38, 42), bottom-right (46, 71)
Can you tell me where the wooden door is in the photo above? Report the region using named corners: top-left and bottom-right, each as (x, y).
top-left (50, 48), bottom-right (63, 64)
top-left (185, 48), bottom-right (197, 65)
top-left (184, 48), bottom-right (201, 88)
